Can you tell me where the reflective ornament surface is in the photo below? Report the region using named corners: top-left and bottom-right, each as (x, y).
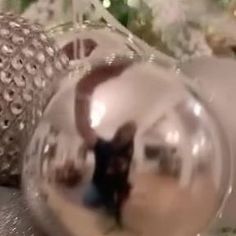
top-left (0, 13), bottom-right (70, 187)
top-left (23, 56), bottom-right (231, 236)
top-left (179, 56), bottom-right (236, 228)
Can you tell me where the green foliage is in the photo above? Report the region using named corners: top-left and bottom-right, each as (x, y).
top-left (216, 0), bottom-right (236, 8)
top-left (104, 0), bottom-right (131, 26)
top-left (21, 0), bottom-right (36, 11)
top-left (217, 227), bottom-right (236, 236)
top-left (5, 0), bottom-right (37, 12)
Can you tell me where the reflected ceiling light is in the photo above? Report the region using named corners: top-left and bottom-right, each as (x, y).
top-left (165, 130), bottom-right (180, 144)
top-left (90, 100), bottom-right (106, 128)
top-left (193, 102), bottom-right (202, 117)
top-left (192, 143), bottom-right (200, 156)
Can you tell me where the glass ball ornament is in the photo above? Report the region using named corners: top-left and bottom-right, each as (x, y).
top-left (22, 55), bottom-right (232, 236)
top-left (179, 56), bottom-right (236, 227)
top-left (0, 12), bottom-right (70, 187)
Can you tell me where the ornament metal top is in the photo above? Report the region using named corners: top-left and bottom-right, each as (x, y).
top-left (0, 12), bottom-right (70, 187)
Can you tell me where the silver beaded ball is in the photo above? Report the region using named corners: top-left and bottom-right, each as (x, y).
top-left (0, 12), bottom-right (69, 187)
top-left (23, 56), bottom-right (232, 236)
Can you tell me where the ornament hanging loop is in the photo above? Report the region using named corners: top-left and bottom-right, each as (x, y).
top-left (69, 0), bottom-right (176, 68)
top-left (91, 0), bottom-right (176, 67)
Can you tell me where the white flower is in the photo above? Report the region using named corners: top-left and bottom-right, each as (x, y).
top-left (146, 0), bottom-right (187, 32)
top-left (145, 0), bottom-right (212, 60)
top-left (23, 0), bottom-right (66, 27)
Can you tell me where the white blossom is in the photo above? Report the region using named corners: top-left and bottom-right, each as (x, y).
top-left (145, 0), bottom-right (212, 60)
top-left (23, 0), bottom-right (66, 27)
top-left (145, 0), bottom-right (187, 31)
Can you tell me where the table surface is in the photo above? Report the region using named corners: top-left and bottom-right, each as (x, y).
top-left (0, 187), bottom-right (45, 236)
top-left (0, 186), bottom-right (218, 236)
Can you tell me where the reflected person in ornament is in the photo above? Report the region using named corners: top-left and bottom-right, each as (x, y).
top-left (75, 58), bottom-right (136, 229)
top-left (84, 121), bottom-right (136, 228)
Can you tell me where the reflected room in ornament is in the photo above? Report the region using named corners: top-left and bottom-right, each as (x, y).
top-left (23, 55), bottom-right (232, 236)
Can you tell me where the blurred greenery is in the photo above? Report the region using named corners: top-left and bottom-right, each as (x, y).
top-left (214, 226), bottom-right (236, 236)
top-left (4, 0), bottom-right (36, 12)
top-left (105, 0), bottom-right (130, 26)
top-left (20, 0), bottom-right (37, 11)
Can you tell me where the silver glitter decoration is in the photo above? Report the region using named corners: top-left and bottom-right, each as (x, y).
top-left (0, 13), bottom-right (70, 187)
top-left (0, 187), bottom-right (44, 236)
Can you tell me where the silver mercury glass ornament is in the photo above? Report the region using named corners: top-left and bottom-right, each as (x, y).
top-left (0, 12), bottom-right (70, 187)
top-left (22, 55), bottom-right (232, 236)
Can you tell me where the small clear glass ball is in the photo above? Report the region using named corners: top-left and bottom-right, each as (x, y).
top-left (23, 55), bottom-right (232, 236)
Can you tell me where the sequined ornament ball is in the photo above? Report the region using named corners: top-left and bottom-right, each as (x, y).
top-left (0, 12), bottom-right (69, 187)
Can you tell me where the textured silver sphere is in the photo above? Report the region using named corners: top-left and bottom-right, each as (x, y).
top-left (23, 56), bottom-right (231, 236)
top-left (0, 12), bottom-right (70, 187)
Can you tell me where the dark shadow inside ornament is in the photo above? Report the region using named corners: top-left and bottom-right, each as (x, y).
top-left (54, 159), bottom-right (83, 188)
top-left (0, 173), bottom-right (20, 188)
top-left (62, 38), bottom-right (98, 60)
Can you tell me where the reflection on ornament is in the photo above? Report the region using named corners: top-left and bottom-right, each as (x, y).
top-left (165, 130), bottom-right (180, 144)
top-left (193, 102), bottom-right (202, 117)
top-left (23, 55), bottom-right (231, 236)
top-left (0, 13), bottom-right (69, 187)
top-left (179, 56), bottom-right (236, 227)
top-left (91, 100), bottom-right (107, 128)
